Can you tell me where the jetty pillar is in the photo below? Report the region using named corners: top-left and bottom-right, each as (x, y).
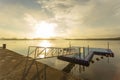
top-left (3, 44), bottom-right (6, 49)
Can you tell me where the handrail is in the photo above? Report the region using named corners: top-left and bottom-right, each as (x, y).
top-left (28, 46), bottom-right (84, 60)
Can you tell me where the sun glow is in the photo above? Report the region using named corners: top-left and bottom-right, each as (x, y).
top-left (33, 21), bottom-right (57, 38)
top-left (37, 40), bottom-right (52, 58)
top-left (39, 40), bottom-right (52, 47)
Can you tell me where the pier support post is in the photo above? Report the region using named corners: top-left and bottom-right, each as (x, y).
top-left (3, 44), bottom-right (6, 49)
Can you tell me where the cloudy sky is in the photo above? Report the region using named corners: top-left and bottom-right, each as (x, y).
top-left (0, 0), bottom-right (120, 38)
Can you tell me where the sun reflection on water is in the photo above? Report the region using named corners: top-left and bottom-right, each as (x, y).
top-left (38, 54), bottom-right (45, 58)
top-left (39, 40), bottom-right (52, 47)
top-left (37, 40), bottom-right (52, 58)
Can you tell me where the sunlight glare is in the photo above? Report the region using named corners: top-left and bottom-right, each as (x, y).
top-left (37, 40), bottom-right (52, 58)
top-left (34, 21), bottom-right (57, 38)
top-left (38, 54), bottom-right (45, 58)
top-left (39, 40), bottom-right (51, 47)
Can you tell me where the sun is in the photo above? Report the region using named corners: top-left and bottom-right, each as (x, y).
top-left (33, 21), bottom-right (57, 38)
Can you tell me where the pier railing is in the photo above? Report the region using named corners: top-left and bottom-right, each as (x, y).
top-left (23, 46), bottom-right (86, 80)
top-left (23, 45), bottom-right (114, 80)
top-left (27, 46), bottom-right (87, 59)
top-left (27, 45), bottom-right (113, 61)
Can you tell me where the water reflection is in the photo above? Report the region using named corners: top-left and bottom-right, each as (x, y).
top-left (38, 40), bottom-right (52, 47)
top-left (36, 40), bottom-right (52, 58)
top-left (68, 55), bottom-right (114, 79)
top-left (0, 40), bottom-right (119, 80)
top-left (38, 54), bottom-right (45, 58)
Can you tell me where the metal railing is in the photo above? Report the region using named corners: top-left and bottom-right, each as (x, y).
top-left (27, 46), bottom-right (86, 60)
top-left (22, 46), bottom-right (87, 80)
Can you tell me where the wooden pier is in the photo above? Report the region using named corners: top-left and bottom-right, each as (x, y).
top-left (0, 43), bottom-right (115, 79)
top-left (0, 49), bottom-right (75, 80)
top-left (27, 46), bottom-right (114, 67)
top-left (58, 47), bottom-right (114, 66)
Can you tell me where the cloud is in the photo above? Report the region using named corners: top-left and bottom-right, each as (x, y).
top-left (36, 0), bottom-right (120, 38)
top-left (36, 0), bottom-right (93, 37)
top-left (0, 0), bottom-right (120, 38)
top-left (83, 0), bottom-right (120, 27)
top-left (0, 0), bottom-right (42, 36)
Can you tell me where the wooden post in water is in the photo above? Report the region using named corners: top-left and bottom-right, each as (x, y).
top-left (3, 44), bottom-right (6, 49)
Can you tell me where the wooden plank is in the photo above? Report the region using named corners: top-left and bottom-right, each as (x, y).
top-left (0, 49), bottom-right (75, 80)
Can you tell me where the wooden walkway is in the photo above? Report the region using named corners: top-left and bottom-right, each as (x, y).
top-left (0, 49), bottom-right (76, 80)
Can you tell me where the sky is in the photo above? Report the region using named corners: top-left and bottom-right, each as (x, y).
top-left (0, 0), bottom-right (120, 39)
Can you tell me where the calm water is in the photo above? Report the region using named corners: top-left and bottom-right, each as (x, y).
top-left (0, 40), bottom-right (120, 80)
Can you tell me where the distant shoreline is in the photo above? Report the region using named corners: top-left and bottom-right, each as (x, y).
top-left (65, 38), bottom-right (120, 40)
top-left (0, 38), bottom-right (120, 40)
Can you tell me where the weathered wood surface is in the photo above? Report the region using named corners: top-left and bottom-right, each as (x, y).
top-left (0, 49), bottom-right (76, 80)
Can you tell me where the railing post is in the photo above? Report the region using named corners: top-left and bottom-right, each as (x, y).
top-left (34, 47), bottom-right (38, 59)
top-left (69, 41), bottom-right (71, 55)
top-left (88, 45), bottom-right (89, 55)
top-left (62, 48), bottom-right (64, 55)
top-left (107, 42), bottom-right (109, 50)
top-left (57, 48), bottom-right (59, 56)
top-left (79, 47), bottom-right (81, 59)
top-left (58, 48), bottom-right (60, 56)
top-left (45, 48), bottom-right (46, 58)
top-left (28, 46), bottom-right (30, 57)
top-left (83, 47), bottom-right (85, 59)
